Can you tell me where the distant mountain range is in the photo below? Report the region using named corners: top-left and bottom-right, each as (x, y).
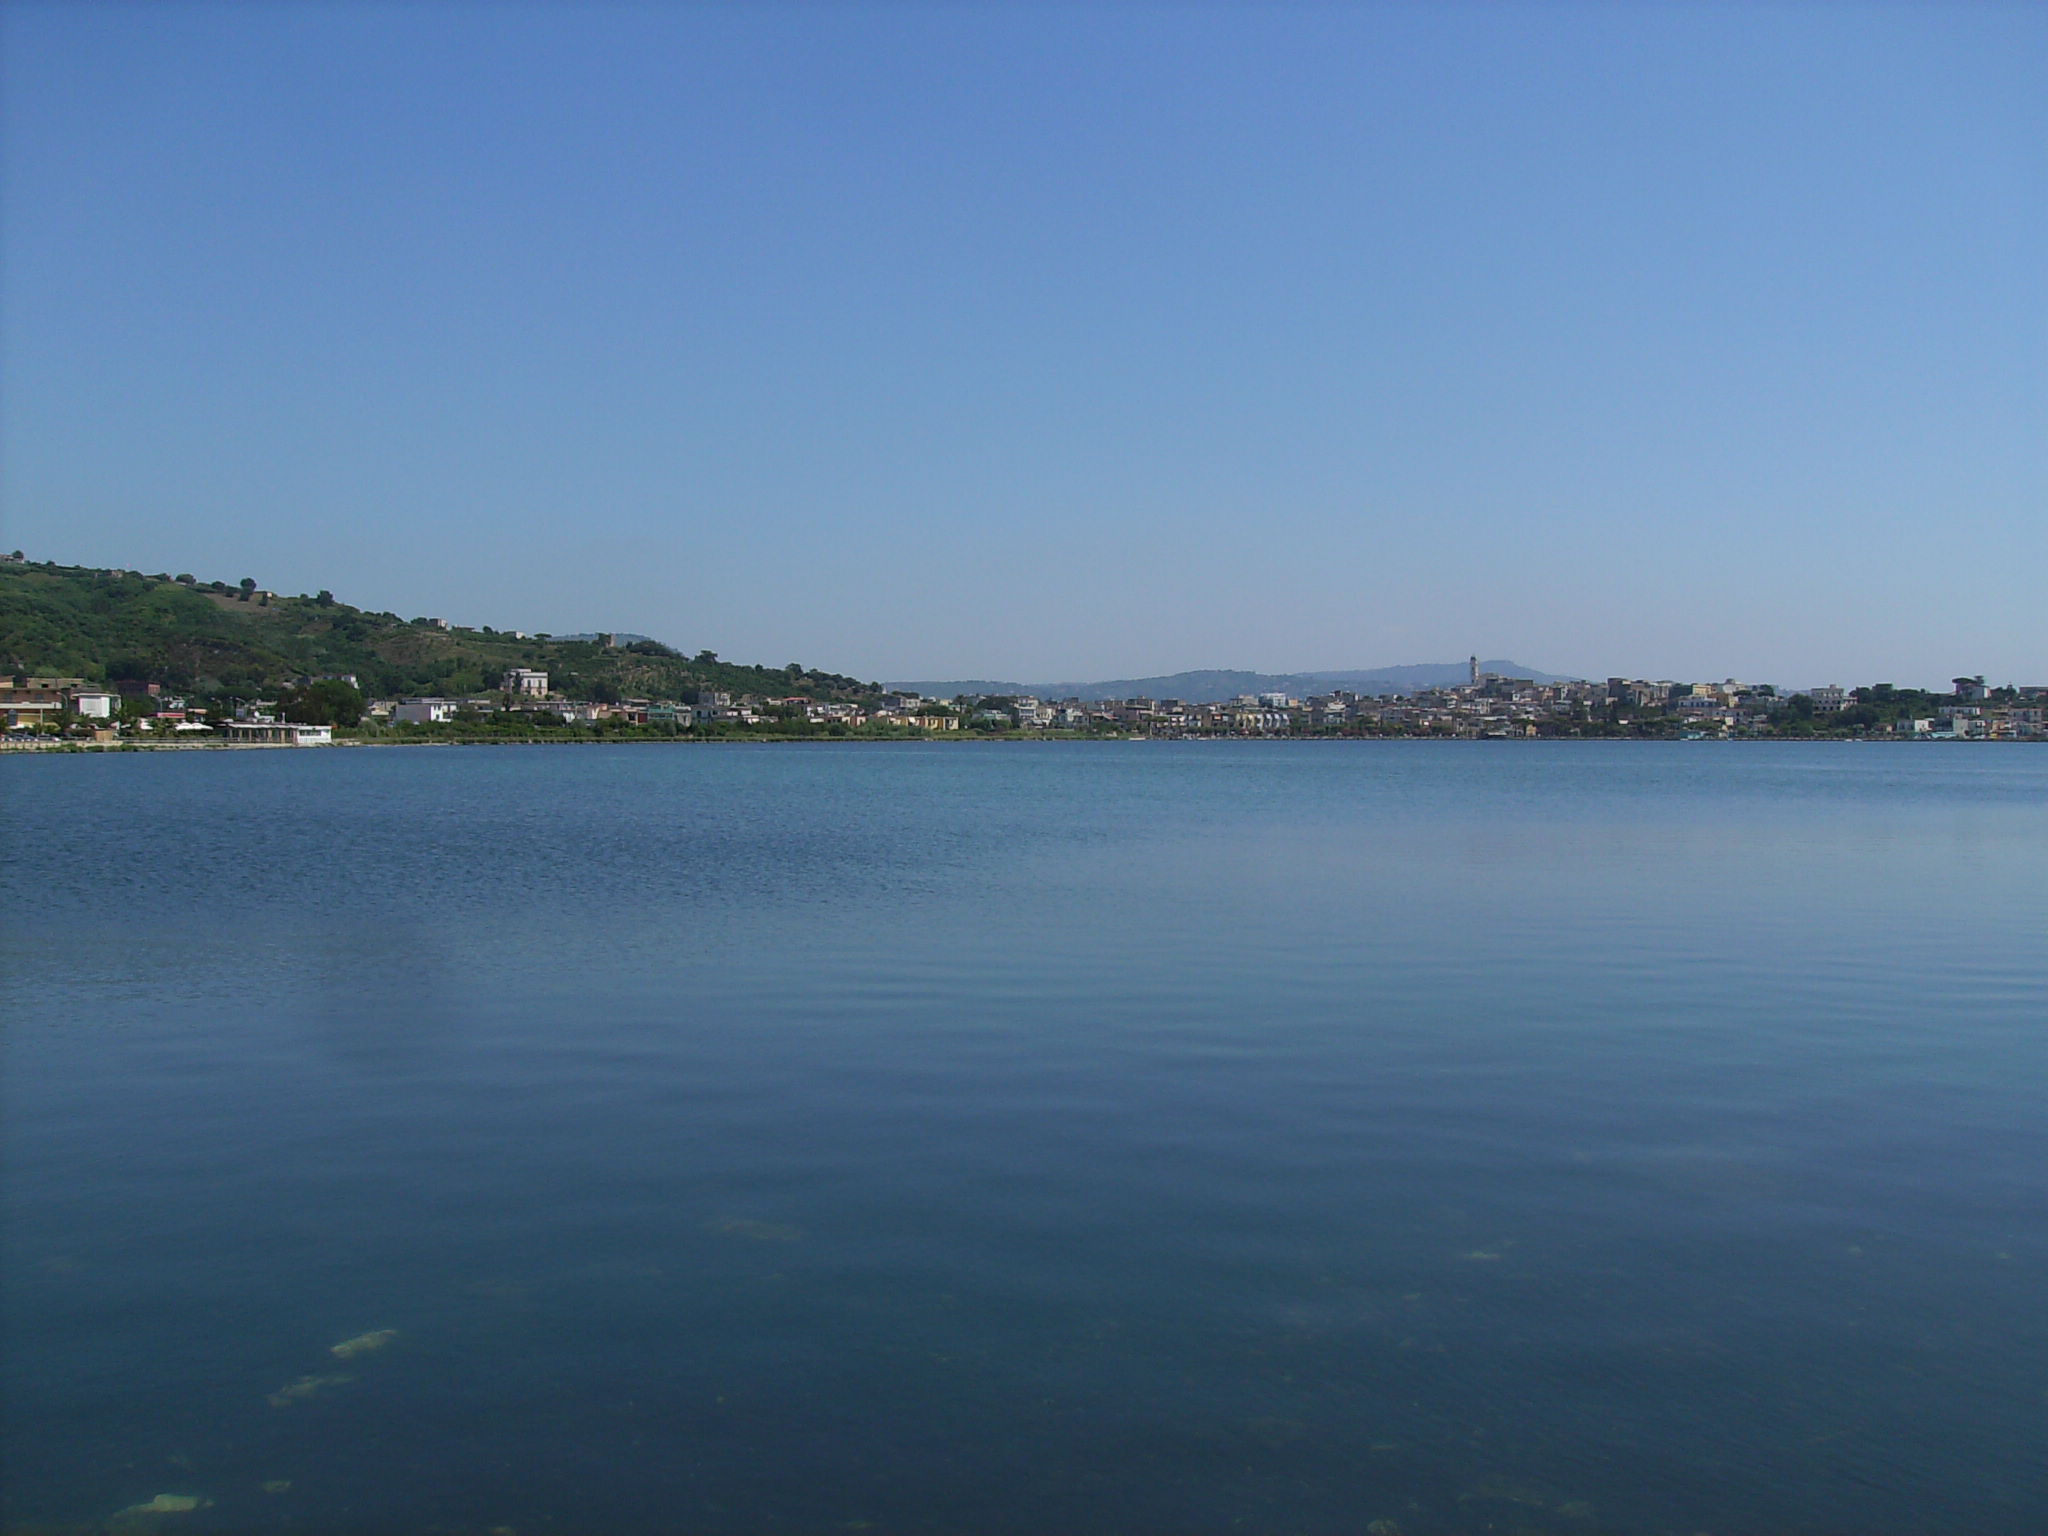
top-left (890, 661), bottom-right (1577, 704)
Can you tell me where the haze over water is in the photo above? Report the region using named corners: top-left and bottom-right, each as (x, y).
top-left (4, 743), bottom-right (2044, 1534)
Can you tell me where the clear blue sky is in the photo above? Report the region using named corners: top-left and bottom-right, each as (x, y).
top-left (4, 2), bottom-right (2041, 688)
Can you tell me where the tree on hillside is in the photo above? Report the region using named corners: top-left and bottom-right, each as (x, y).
top-left (240, 577), bottom-right (257, 593)
top-left (280, 679), bottom-right (365, 727)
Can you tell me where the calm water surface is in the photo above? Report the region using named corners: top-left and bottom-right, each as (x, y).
top-left (3, 743), bottom-right (2044, 1534)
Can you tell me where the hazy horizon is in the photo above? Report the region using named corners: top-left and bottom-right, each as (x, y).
top-left (4, 2), bottom-right (2040, 688)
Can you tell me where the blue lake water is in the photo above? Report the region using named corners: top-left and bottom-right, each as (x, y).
top-left (3, 741), bottom-right (2044, 1534)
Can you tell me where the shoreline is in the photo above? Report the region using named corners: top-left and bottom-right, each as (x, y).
top-left (3, 733), bottom-right (2035, 755)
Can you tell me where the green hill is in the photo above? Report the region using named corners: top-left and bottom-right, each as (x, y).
top-left (0, 559), bottom-right (876, 705)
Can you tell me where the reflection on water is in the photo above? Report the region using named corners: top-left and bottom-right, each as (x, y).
top-left (2, 743), bottom-right (2045, 1534)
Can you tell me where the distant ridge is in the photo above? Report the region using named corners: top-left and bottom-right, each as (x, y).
top-left (890, 661), bottom-right (1577, 704)
top-left (0, 560), bottom-right (873, 703)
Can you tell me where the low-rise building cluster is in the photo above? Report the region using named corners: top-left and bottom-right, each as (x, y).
top-left (359, 665), bottom-right (2046, 741)
top-left (4, 662), bottom-right (2043, 746)
top-left (871, 669), bottom-right (2048, 740)
top-left (0, 677), bottom-right (220, 739)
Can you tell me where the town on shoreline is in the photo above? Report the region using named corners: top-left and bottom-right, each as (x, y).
top-left (3, 558), bottom-right (2038, 749)
top-left (5, 660), bottom-right (2040, 750)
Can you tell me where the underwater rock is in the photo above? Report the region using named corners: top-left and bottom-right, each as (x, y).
top-left (330, 1328), bottom-right (398, 1359)
top-left (267, 1372), bottom-right (353, 1407)
top-left (261, 1481), bottom-right (292, 1494)
top-left (708, 1217), bottom-right (802, 1242)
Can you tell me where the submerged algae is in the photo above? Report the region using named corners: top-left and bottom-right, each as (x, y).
top-left (107, 1493), bottom-right (207, 1531)
top-left (266, 1372), bottom-right (353, 1407)
top-left (329, 1328), bottom-right (399, 1359)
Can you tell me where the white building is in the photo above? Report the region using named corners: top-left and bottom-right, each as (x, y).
top-left (224, 722), bottom-right (333, 745)
top-left (502, 668), bottom-right (548, 696)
